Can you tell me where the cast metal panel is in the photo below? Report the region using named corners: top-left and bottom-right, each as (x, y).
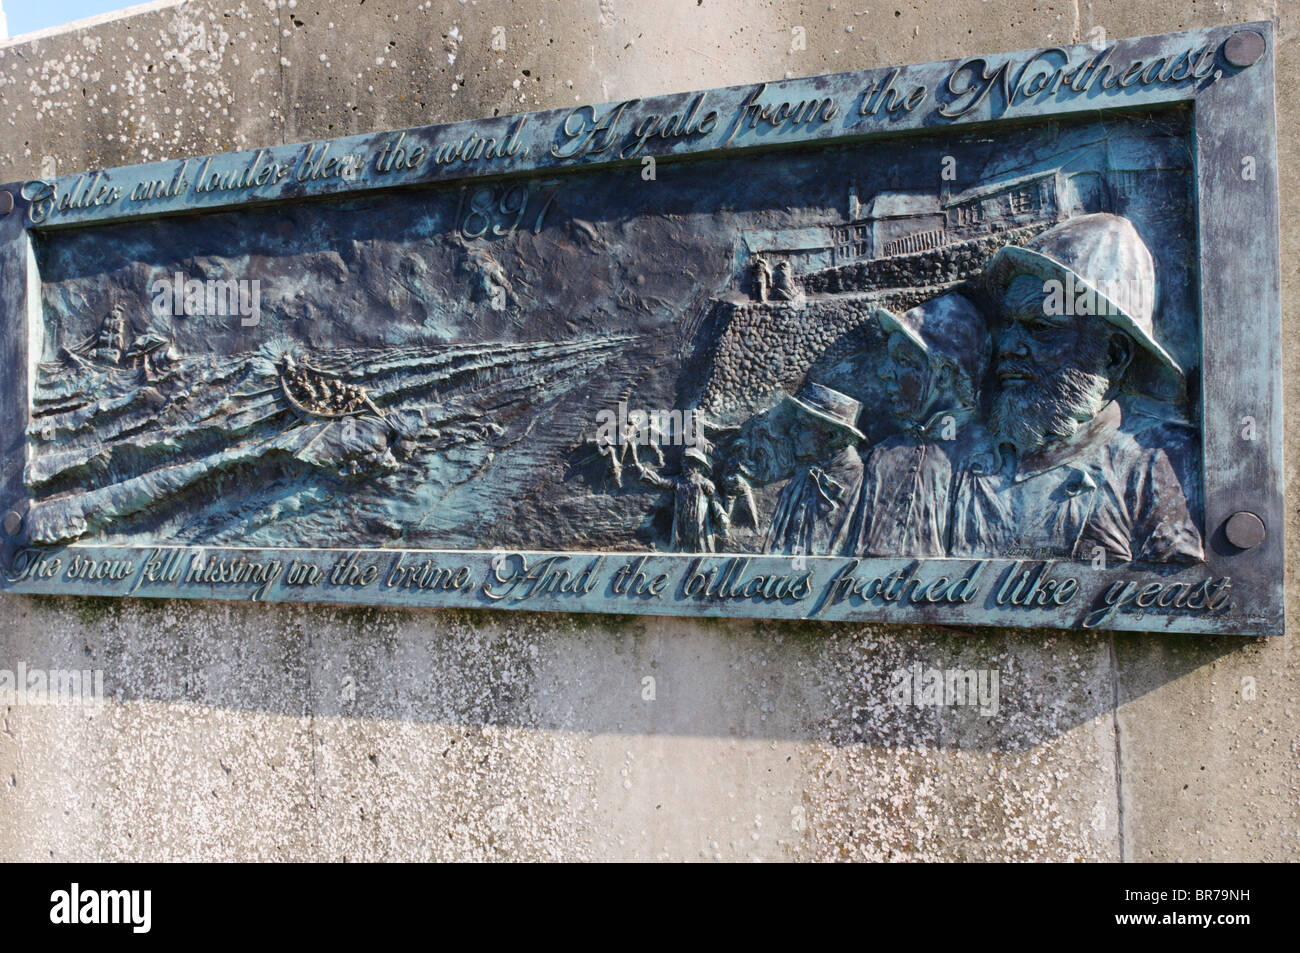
top-left (0, 23), bottom-right (1283, 635)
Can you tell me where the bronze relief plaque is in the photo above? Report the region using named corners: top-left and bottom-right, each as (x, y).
top-left (0, 24), bottom-right (1283, 635)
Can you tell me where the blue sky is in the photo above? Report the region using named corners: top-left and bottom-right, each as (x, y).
top-left (3, 1), bottom-right (145, 39)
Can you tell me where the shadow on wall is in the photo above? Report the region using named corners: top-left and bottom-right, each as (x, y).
top-left (0, 592), bottom-right (1255, 754)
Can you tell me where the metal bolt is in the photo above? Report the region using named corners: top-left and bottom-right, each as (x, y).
top-left (1223, 30), bottom-right (1266, 69)
top-left (1224, 510), bottom-right (1266, 550)
top-left (0, 190), bottom-right (13, 217)
top-left (2, 510), bottom-right (22, 536)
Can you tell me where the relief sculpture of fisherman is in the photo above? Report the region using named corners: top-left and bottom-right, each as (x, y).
top-left (762, 382), bottom-right (865, 557)
top-left (844, 293), bottom-right (994, 557)
top-left (950, 213), bottom-right (1204, 564)
top-left (638, 445), bottom-right (731, 553)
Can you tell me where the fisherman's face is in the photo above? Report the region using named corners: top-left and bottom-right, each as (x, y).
top-left (792, 417), bottom-right (848, 461)
top-left (991, 274), bottom-right (1119, 453)
top-left (792, 421), bottom-right (823, 460)
top-left (878, 332), bottom-right (931, 422)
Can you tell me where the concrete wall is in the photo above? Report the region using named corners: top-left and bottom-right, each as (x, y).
top-left (0, 0), bottom-right (1296, 862)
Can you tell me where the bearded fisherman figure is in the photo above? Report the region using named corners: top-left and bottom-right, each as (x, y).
top-left (949, 213), bottom-right (1204, 564)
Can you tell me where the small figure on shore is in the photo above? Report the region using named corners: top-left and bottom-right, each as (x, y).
top-left (769, 260), bottom-right (804, 304)
top-left (752, 255), bottom-right (773, 302)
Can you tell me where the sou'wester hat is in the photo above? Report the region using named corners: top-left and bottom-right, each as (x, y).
top-left (983, 213), bottom-right (1184, 400)
top-left (873, 292), bottom-right (991, 390)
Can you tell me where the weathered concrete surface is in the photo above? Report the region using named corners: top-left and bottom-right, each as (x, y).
top-left (0, 0), bottom-right (281, 181)
top-left (1103, 0), bottom-right (1300, 863)
top-left (1, 598), bottom-right (1121, 861)
top-left (0, 0), bottom-right (1295, 862)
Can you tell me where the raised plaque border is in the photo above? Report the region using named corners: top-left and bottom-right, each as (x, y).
top-left (0, 22), bottom-right (1283, 636)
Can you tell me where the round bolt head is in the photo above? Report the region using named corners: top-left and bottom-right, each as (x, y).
top-left (0, 190), bottom-right (13, 216)
top-left (2, 510), bottom-right (22, 536)
top-left (1223, 30), bottom-right (1266, 69)
top-left (1224, 510), bottom-right (1266, 550)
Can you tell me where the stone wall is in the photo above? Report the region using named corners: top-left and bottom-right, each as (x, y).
top-left (0, 0), bottom-right (1296, 861)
